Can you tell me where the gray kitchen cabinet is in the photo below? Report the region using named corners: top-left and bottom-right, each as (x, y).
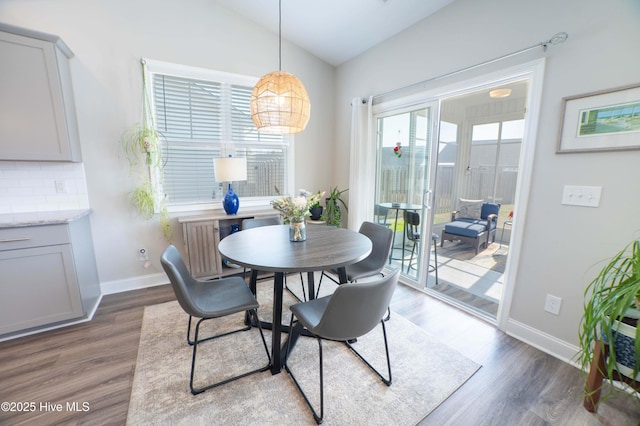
top-left (0, 214), bottom-right (100, 338)
top-left (0, 23), bottom-right (81, 162)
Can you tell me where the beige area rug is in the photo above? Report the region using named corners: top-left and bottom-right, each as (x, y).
top-left (127, 277), bottom-right (480, 425)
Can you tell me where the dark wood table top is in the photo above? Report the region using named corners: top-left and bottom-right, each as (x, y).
top-left (218, 224), bottom-right (372, 272)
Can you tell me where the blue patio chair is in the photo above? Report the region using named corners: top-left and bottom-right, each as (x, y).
top-left (441, 201), bottom-right (500, 254)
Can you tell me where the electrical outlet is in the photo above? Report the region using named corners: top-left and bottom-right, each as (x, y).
top-left (544, 294), bottom-right (562, 315)
top-left (138, 248), bottom-right (148, 262)
top-left (55, 180), bottom-right (66, 193)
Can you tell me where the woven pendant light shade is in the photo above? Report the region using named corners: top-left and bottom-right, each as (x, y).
top-left (251, 70), bottom-right (311, 134)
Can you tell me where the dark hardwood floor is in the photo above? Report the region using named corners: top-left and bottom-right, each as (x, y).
top-left (1, 280), bottom-right (638, 425)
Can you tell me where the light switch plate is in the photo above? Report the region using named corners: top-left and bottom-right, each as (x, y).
top-left (561, 185), bottom-right (602, 207)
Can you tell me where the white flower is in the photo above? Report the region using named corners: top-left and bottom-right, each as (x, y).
top-left (293, 196), bottom-right (308, 210)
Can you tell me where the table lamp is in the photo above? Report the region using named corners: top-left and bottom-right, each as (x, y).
top-left (214, 156), bottom-right (247, 215)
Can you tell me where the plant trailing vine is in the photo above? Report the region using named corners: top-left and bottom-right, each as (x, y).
top-left (120, 59), bottom-right (172, 242)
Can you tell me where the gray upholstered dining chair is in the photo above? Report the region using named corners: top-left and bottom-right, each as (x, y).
top-left (284, 268), bottom-right (400, 424)
top-left (316, 221), bottom-right (393, 292)
top-left (242, 216), bottom-right (308, 302)
top-left (160, 245), bottom-right (271, 395)
top-left (316, 221), bottom-right (393, 320)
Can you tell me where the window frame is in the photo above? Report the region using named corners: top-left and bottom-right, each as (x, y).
top-left (143, 58), bottom-right (295, 213)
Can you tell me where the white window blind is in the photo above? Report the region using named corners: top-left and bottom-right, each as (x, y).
top-left (148, 62), bottom-right (289, 207)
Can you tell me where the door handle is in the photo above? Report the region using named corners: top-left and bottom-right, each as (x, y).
top-left (424, 190), bottom-right (432, 209)
top-left (0, 237), bottom-right (31, 243)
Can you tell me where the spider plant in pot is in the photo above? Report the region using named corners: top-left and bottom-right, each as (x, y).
top-left (579, 239), bottom-right (640, 404)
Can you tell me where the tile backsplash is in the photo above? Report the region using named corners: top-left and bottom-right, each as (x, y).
top-left (0, 161), bottom-right (90, 214)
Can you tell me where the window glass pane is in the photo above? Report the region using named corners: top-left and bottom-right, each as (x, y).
top-left (470, 123), bottom-right (498, 200)
top-left (149, 63), bottom-right (289, 207)
top-left (501, 119), bottom-right (525, 139)
top-left (435, 121), bottom-right (457, 221)
top-left (472, 122), bottom-right (499, 141)
top-left (162, 143), bottom-right (221, 205)
top-left (153, 74), bottom-right (222, 141)
top-left (233, 146), bottom-right (287, 198)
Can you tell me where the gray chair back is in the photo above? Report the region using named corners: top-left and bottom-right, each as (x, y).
top-left (242, 216), bottom-right (280, 230)
top-left (352, 221), bottom-right (393, 273)
top-left (308, 269), bottom-right (399, 341)
top-left (160, 245), bottom-right (203, 317)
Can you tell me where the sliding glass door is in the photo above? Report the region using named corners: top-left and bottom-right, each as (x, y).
top-left (374, 101), bottom-right (438, 289)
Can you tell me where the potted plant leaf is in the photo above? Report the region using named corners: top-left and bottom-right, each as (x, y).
top-left (579, 239), bottom-right (640, 409)
top-left (321, 186), bottom-right (348, 227)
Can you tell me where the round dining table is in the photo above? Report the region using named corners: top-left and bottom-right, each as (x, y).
top-left (218, 224), bottom-right (372, 374)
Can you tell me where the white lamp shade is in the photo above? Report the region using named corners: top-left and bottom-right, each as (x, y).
top-left (214, 157), bottom-right (247, 182)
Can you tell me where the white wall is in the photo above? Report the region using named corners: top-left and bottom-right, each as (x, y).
top-left (334, 0), bottom-right (640, 359)
top-left (0, 0), bottom-right (334, 287)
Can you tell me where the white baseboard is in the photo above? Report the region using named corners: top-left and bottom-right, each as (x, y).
top-left (100, 272), bottom-right (168, 295)
top-left (505, 318), bottom-right (580, 367)
top-left (0, 293), bottom-right (103, 343)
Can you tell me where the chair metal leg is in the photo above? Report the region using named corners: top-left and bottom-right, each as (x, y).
top-left (433, 237), bottom-right (439, 285)
top-left (285, 272), bottom-right (307, 302)
top-left (187, 314), bottom-right (251, 346)
top-left (285, 318), bottom-right (324, 424)
top-left (285, 317), bottom-right (392, 424)
top-left (345, 319), bottom-right (392, 386)
top-left (316, 270), bottom-right (340, 298)
top-left (189, 309), bottom-right (271, 395)
top-left (407, 241), bottom-right (417, 273)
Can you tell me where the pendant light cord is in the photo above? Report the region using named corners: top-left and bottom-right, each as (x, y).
top-left (278, 0), bottom-right (282, 71)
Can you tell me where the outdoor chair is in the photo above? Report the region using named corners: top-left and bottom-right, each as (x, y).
top-left (284, 269), bottom-right (400, 424)
top-left (441, 200), bottom-right (500, 254)
top-left (404, 211), bottom-right (439, 284)
top-left (160, 245), bottom-right (271, 395)
top-left (374, 204), bottom-right (390, 226)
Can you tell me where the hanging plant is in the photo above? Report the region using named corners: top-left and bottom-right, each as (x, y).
top-left (120, 59), bottom-right (173, 242)
top-left (129, 179), bottom-right (156, 220)
top-left (120, 125), bottom-right (162, 168)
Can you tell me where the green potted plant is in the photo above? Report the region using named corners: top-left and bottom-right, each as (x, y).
top-left (321, 186), bottom-right (348, 227)
top-left (579, 239), bottom-right (640, 408)
top-left (309, 197), bottom-right (323, 220)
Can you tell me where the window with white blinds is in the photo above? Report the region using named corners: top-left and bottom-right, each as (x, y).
top-left (146, 60), bottom-right (289, 208)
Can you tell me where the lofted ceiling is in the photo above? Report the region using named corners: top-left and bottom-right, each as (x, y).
top-left (214, 0), bottom-right (457, 66)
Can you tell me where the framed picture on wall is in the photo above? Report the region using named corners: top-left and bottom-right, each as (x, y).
top-left (557, 83), bottom-right (640, 153)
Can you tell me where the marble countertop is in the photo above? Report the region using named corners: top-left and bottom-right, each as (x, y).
top-left (0, 209), bottom-right (92, 228)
